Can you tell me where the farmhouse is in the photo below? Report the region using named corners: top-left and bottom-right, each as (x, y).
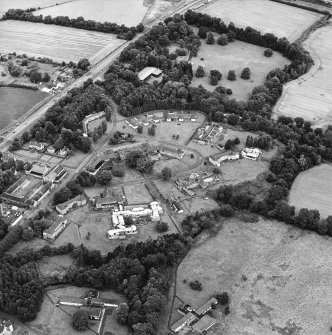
top-left (43, 164), bottom-right (67, 184)
top-left (241, 147), bottom-right (262, 160)
top-left (192, 314), bottom-right (216, 333)
top-left (82, 111), bottom-right (106, 135)
top-left (56, 194), bottom-right (87, 215)
top-left (29, 141), bottom-right (45, 151)
top-left (43, 217), bottom-right (69, 241)
top-left (171, 312), bottom-right (197, 333)
top-left (209, 152), bottom-right (240, 167)
top-left (26, 163), bottom-right (50, 178)
top-left (138, 67), bottom-right (163, 81)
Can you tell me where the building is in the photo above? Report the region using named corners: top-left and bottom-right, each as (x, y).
top-left (56, 194), bottom-right (87, 215)
top-left (43, 217), bottom-right (69, 241)
top-left (138, 67), bottom-right (163, 81)
top-left (43, 164), bottom-right (67, 183)
top-left (190, 115), bottom-right (197, 122)
top-left (79, 307), bottom-right (102, 321)
top-left (0, 320), bottom-right (13, 335)
top-left (29, 141), bottom-right (45, 151)
top-left (157, 145), bottom-right (185, 159)
top-left (59, 147), bottom-right (68, 157)
top-left (26, 163), bottom-right (49, 178)
top-left (195, 297), bottom-right (218, 316)
top-left (126, 118), bottom-right (138, 129)
top-left (152, 114), bottom-right (160, 123)
top-left (208, 152), bottom-right (240, 167)
top-left (82, 111), bottom-right (106, 135)
top-left (241, 147), bottom-right (262, 160)
top-left (172, 201), bottom-right (183, 214)
top-left (171, 312), bottom-right (197, 333)
top-left (107, 225), bottom-right (137, 239)
top-left (47, 146), bottom-right (55, 155)
top-left (94, 188), bottom-right (125, 209)
top-left (192, 314), bottom-right (216, 333)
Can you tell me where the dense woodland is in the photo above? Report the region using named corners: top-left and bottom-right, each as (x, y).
top-left (3, 9), bottom-right (144, 40)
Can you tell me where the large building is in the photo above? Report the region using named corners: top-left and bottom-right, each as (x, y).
top-left (171, 312), bottom-right (197, 333)
top-left (56, 194), bottom-right (87, 215)
top-left (138, 67), bottom-right (163, 81)
top-left (43, 217), bottom-right (69, 241)
top-left (241, 147), bottom-right (262, 160)
top-left (82, 112), bottom-right (106, 135)
top-left (43, 164), bottom-right (67, 184)
top-left (208, 152), bottom-right (240, 167)
top-left (26, 163), bottom-right (50, 178)
top-left (94, 188), bottom-right (125, 209)
top-left (192, 314), bottom-right (216, 333)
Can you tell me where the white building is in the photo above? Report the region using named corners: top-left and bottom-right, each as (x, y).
top-left (0, 320), bottom-right (13, 335)
top-left (241, 148), bottom-right (262, 160)
top-left (208, 152), bottom-right (240, 167)
top-left (82, 111), bottom-right (106, 134)
top-left (107, 225), bottom-right (137, 239)
top-left (56, 194), bottom-right (86, 215)
top-left (29, 141), bottom-right (45, 151)
top-left (43, 217), bottom-right (69, 241)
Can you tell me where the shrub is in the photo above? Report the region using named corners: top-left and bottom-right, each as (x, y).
top-left (161, 167), bottom-right (172, 181)
top-left (213, 168), bottom-right (221, 174)
top-left (240, 67), bottom-right (251, 80)
top-left (112, 165), bottom-right (125, 177)
top-left (175, 48), bottom-right (187, 56)
top-left (227, 70), bottom-right (236, 81)
top-left (156, 221), bottom-right (169, 233)
top-left (264, 48), bottom-right (273, 57)
top-left (206, 32), bottom-right (215, 44)
top-left (190, 280), bottom-right (202, 291)
top-left (195, 65), bottom-right (205, 78)
top-left (198, 26), bottom-right (207, 39)
top-left (217, 34), bottom-right (228, 46)
top-left (226, 88), bottom-right (232, 95)
top-left (216, 292), bottom-right (229, 305)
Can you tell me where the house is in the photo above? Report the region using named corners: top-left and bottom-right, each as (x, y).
top-left (208, 152), bottom-right (240, 167)
top-left (47, 146), bottom-right (55, 155)
top-left (59, 147), bottom-right (68, 157)
top-left (43, 164), bottom-right (67, 183)
top-left (152, 114), bottom-right (160, 123)
top-left (140, 117), bottom-right (149, 126)
top-left (56, 194), bottom-right (87, 215)
top-left (163, 111), bottom-right (171, 122)
top-left (43, 217), bottom-right (69, 241)
top-left (0, 320), bottom-right (13, 335)
top-left (172, 201), bottom-right (183, 214)
top-left (126, 118), bottom-right (138, 129)
top-left (241, 147), bottom-right (262, 160)
top-left (29, 141), bottom-right (45, 151)
top-left (82, 111), bottom-right (106, 135)
top-left (107, 225), bottom-right (137, 239)
top-left (79, 307), bottom-right (102, 321)
top-left (171, 312), bottom-right (197, 333)
top-left (27, 163), bottom-right (49, 178)
top-left (192, 314), bottom-right (216, 333)
top-left (195, 297), bottom-right (218, 316)
top-left (138, 67), bottom-right (163, 81)
top-left (94, 188), bottom-right (125, 209)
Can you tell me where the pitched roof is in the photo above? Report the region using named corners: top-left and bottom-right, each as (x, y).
top-left (56, 194), bottom-right (85, 210)
top-left (138, 67), bottom-right (162, 81)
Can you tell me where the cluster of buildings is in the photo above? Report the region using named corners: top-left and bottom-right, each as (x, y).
top-left (126, 113), bottom-right (160, 130)
top-left (82, 111), bottom-right (106, 135)
top-left (163, 111), bottom-right (197, 123)
top-left (171, 297), bottom-right (218, 333)
top-left (92, 188), bottom-right (125, 209)
top-left (29, 141), bottom-right (69, 157)
top-left (241, 147), bottom-right (262, 160)
top-left (87, 150), bottom-right (119, 175)
top-left (194, 123), bottom-right (223, 145)
top-left (55, 194), bottom-right (87, 215)
top-left (0, 204), bottom-right (22, 227)
top-left (155, 144), bottom-right (185, 160)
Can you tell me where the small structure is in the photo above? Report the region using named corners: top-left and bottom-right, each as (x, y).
top-left (43, 164), bottom-right (67, 184)
top-left (56, 194), bottom-right (87, 215)
top-left (209, 152), bottom-right (240, 167)
top-left (59, 147), bottom-right (68, 157)
top-left (190, 115), bottom-right (197, 122)
top-left (47, 146), bottom-right (55, 155)
top-left (171, 312), bottom-right (197, 333)
top-left (0, 320), bottom-right (13, 335)
top-left (126, 118), bottom-right (138, 129)
top-left (82, 111), bottom-right (106, 135)
top-left (192, 314), bottom-right (216, 333)
top-left (138, 67), bottom-right (163, 81)
top-left (79, 307), bottom-right (102, 321)
top-left (26, 163), bottom-right (49, 178)
top-left (195, 297), bottom-right (218, 316)
top-left (43, 217), bottom-right (69, 241)
top-left (29, 141), bottom-right (45, 151)
top-left (172, 201), bottom-right (183, 214)
top-left (241, 147), bottom-right (262, 160)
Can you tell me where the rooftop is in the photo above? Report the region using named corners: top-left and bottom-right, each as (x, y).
top-left (171, 312), bottom-right (197, 332)
top-left (192, 314), bottom-right (216, 333)
top-left (43, 217), bottom-right (67, 235)
top-left (138, 67), bottom-right (162, 81)
top-left (56, 194), bottom-right (85, 210)
top-left (195, 297), bottom-right (218, 315)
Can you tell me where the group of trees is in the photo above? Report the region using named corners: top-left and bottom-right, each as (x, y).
top-left (53, 179), bottom-right (84, 205)
top-left (3, 9), bottom-right (144, 40)
top-left (125, 150), bottom-right (154, 173)
top-left (246, 135), bottom-right (272, 149)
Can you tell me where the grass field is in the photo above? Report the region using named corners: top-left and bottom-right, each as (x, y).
top-left (123, 183), bottom-right (153, 204)
top-left (37, 254), bottom-right (74, 278)
top-left (0, 20), bottom-right (124, 63)
top-left (35, 0), bottom-right (148, 26)
top-left (0, 0), bottom-right (62, 14)
top-left (273, 24), bottom-right (332, 128)
top-left (191, 39), bottom-right (290, 100)
top-left (0, 87), bottom-right (48, 130)
top-left (175, 216), bottom-right (332, 335)
top-left (200, 0), bottom-right (322, 42)
top-left (289, 164), bottom-right (332, 218)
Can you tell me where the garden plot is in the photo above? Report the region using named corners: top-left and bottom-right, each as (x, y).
top-left (191, 39), bottom-right (290, 100)
top-left (200, 0), bottom-right (322, 41)
top-left (289, 164), bottom-right (332, 218)
top-left (273, 24), bottom-right (332, 128)
top-left (176, 217), bottom-right (332, 335)
top-left (0, 20), bottom-right (123, 63)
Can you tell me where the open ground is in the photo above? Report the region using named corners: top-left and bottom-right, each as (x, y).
top-left (289, 164), bottom-right (332, 218)
top-left (191, 39), bottom-right (291, 100)
top-left (0, 20), bottom-right (124, 63)
top-left (200, 0), bottom-right (323, 42)
top-left (35, 0), bottom-right (149, 26)
top-left (0, 0), bottom-right (64, 14)
top-left (273, 24), bottom-right (332, 128)
top-left (175, 216), bottom-right (332, 335)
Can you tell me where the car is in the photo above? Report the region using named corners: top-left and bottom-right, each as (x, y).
top-left (16, 123), bottom-right (20, 126)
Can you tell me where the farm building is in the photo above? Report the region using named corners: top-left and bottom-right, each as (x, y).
top-left (171, 312), bottom-right (197, 333)
top-left (82, 111), bottom-right (106, 135)
top-left (195, 297), bottom-right (218, 316)
top-left (192, 314), bottom-right (216, 333)
top-left (43, 164), bottom-right (67, 184)
top-left (29, 141), bottom-right (45, 151)
top-left (79, 307), bottom-right (102, 321)
top-left (138, 67), bottom-right (163, 81)
top-left (209, 152), bottom-right (240, 167)
top-left (241, 147), bottom-right (262, 160)
top-left (43, 217), bottom-right (69, 241)
top-left (56, 194), bottom-right (87, 215)
top-left (26, 163), bottom-right (50, 178)
top-left (172, 200), bottom-right (183, 213)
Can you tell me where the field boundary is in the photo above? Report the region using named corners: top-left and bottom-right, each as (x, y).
top-left (270, 0), bottom-right (331, 14)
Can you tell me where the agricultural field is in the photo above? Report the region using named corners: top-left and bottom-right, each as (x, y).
top-left (273, 24), bottom-right (332, 128)
top-left (289, 164), bottom-right (332, 218)
top-left (200, 0), bottom-right (322, 42)
top-left (0, 87), bottom-right (48, 131)
top-left (0, 20), bottom-right (124, 63)
top-left (0, 0), bottom-right (62, 14)
top-left (35, 0), bottom-right (149, 26)
top-left (175, 217), bottom-right (332, 335)
top-left (191, 39), bottom-right (291, 100)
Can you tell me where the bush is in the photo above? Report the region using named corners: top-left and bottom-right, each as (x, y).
top-left (240, 67), bottom-right (251, 80)
top-left (216, 292), bottom-right (229, 305)
top-left (195, 65), bottom-right (205, 78)
top-left (213, 168), bottom-right (221, 174)
top-left (175, 48), bottom-right (187, 56)
top-left (264, 48), bottom-right (273, 57)
top-left (198, 26), bottom-right (207, 39)
top-left (217, 34), bottom-right (228, 46)
top-left (190, 280), bottom-right (202, 291)
top-left (227, 70), bottom-right (236, 81)
top-left (226, 88), bottom-right (232, 95)
top-left (206, 32), bottom-right (215, 44)
top-left (112, 165), bottom-right (125, 177)
top-left (161, 167), bottom-right (172, 181)
top-left (156, 221), bottom-right (169, 233)
top-left (72, 310), bottom-right (89, 331)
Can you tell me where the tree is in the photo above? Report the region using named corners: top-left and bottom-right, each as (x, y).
top-left (241, 67), bottom-right (251, 80)
top-left (198, 26), bottom-right (207, 39)
top-left (137, 125), bottom-right (143, 133)
top-left (96, 170), bottom-right (112, 185)
top-left (77, 58), bottom-right (90, 70)
top-left (72, 310), bottom-right (89, 331)
top-left (161, 167), bottom-right (172, 180)
top-left (112, 164), bottom-right (125, 177)
top-left (148, 125), bottom-right (156, 136)
top-left (217, 34), bottom-right (228, 46)
top-left (156, 221), bottom-right (169, 233)
top-left (116, 303), bottom-right (129, 325)
top-left (30, 70), bottom-right (42, 83)
top-left (42, 72), bottom-right (51, 82)
top-left (195, 65), bottom-right (205, 78)
top-left (264, 48), bottom-right (273, 57)
top-left (206, 32), bottom-right (215, 44)
top-left (190, 280), bottom-right (202, 291)
top-left (227, 70), bottom-right (236, 81)
top-left (216, 292), bottom-right (229, 305)
top-left (21, 227), bottom-right (34, 242)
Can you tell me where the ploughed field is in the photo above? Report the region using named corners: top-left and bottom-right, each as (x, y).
top-left (35, 0), bottom-right (149, 26)
top-left (0, 20), bottom-right (124, 63)
top-left (199, 0), bottom-right (322, 42)
top-left (274, 24), bottom-right (332, 128)
top-left (176, 217), bottom-right (332, 335)
top-left (0, 0), bottom-right (62, 14)
top-left (289, 164), bottom-right (332, 218)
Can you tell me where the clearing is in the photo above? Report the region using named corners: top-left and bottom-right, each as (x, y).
top-left (123, 183), bottom-right (154, 204)
top-left (175, 216), bottom-right (332, 335)
top-left (191, 39), bottom-right (290, 100)
top-left (35, 0), bottom-right (149, 26)
top-left (273, 24), bottom-right (332, 128)
top-left (0, 20), bottom-right (124, 63)
top-left (0, 87), bottom-right (48, 131)
top-left (289, 164), bottom-right (332, 218)
top-left (200, 0), bottom-right (322, 41)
